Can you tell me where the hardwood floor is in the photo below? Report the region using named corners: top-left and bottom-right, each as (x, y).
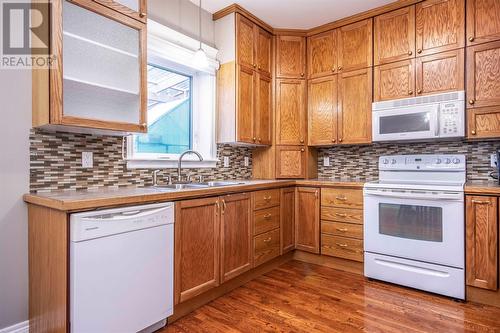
top-left (162, 260), bottom-right (500, 333)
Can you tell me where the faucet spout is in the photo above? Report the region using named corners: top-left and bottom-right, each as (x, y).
top-left (178, 150), bottom-right (203, 182)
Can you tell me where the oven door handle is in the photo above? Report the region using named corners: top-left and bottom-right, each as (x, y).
top-left (364, 189), bottom-right (463, 201)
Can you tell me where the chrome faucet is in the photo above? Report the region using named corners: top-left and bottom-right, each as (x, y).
top-left (178, 150), bottom-right (203, 182)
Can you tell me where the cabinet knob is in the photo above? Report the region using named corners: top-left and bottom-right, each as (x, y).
top-left (331, 67), bottom-right (336, 72)
top-left (141, 122), bottom-right (147, 129)
top-left (300, 148), bottom-right (305, 152)
top-left (417, 89), bottom-right (422, 94)
top-left (408, 90), bottom-right (413, 95)
top-left (258, 65), bottom-right (261, 70)
top-left (258, 138), bottom-right (262, 142)
top-left (469, 99), bottom-right (475, 105)
top-left (300, 139), bottom-right (304, 143)
top-left (300, 73), bottom-right (305, 77)
top-left (339, 138), bottom-right (343, 142)
top-left (338, 66), bottom-right (343, 71)
top-left (408, 51), bottom-right (413, 56)
top-left (332, 138), bottom-right (336, 143)
top-left (253, 137), bottom-right (256, 141)
top-left (139, 12), bottom-right (146, 18)
top-left (417, 49), bottom-right (422, 54)
top-left (469, 36), bottom-right (475, 42)
top-left (253, 64), bottom-right (257, 68)
top-left (471, 129), bottom-right (477, 135)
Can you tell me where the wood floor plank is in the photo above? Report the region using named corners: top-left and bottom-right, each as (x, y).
top-left (162, 261), bottom-right (500, 333)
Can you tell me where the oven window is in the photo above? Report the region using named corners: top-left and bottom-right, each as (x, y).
top-left (379, 112), bottom-right (430, 134)
top-left (379, 203), bottom-right (443, 242)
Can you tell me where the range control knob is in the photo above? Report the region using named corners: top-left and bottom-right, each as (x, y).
top-left (391, 159), bottom-right (397, 164)
top-left (444, 158), bottom-right (451, 164)
top-left (382, 158), bottom-right (389, 164)
top-left (452, 158), bottom-right (460, 164)
top-left (435, 158), bottom-right (442, 164)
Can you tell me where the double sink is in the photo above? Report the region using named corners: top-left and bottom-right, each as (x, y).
top-left (154, 181), bottom-right (245, 191)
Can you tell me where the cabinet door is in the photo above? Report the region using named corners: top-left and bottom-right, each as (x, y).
top-left (237, 65), bottom-right (256, 144)
top-left (276, 79), bottom-right (307, 145)
top-left (175, 197), bottom-right (220, 304)
top-left (295, 187), bottom-right (320, 253)
top-left (56, 0), bottom-right (147, 133)
top-left (220, 193), bottom-right (253, 283)
top-left (415, 0), bottom-right (465, 56)
top-left (466, 196), bottom-right (498, 290)
top-left (276, 35), bottom-right (306, 78)
top-left (255, 74), bottom-right (272, 145)
top-left (416, 48), bottom-right (464, 96)
top-left (280, 187), bottom-right (296, 254)
top-left (256, 28), bottom-right (272, 77)
top-left (276, 146), bottom-right (306, 179)
top-left (466, 41), bottom-right (500, 109)
top-left (93, 0), bottom-right (146, 22)
top-left (467, 106), bottom-right (500, 138)
top-left (338, 19), bottom-right (373, 72)
top-left (374, 6), bottom-right (415, 65)
top-left (467, 0), bottom-right (500, 45)
top-left (308, 30), bottom-right (338, 78)
top-left (308, 76), bottom-right (338, 145)
top-left (236, 14), bottom-right (256, 69)
top-left (338, 68), bottom-right (372, 144)
top-left (374, 59), bottom-right (416, 101)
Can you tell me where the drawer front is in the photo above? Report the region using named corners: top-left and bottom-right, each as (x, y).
top-left (253, 189), bottom-right (280, 210)
top-left (321, 188), bottom-right (363, 209)
top-left (321, 221), bottom-right (363, 239)
top-left (321, 234), bottom-right (364, 262)
top-left (254, 207), bottom-right (280, 235)
top-left (254, 228), bottom-right (280, 266)
top-left (321, 207), bottom-right (363, 224)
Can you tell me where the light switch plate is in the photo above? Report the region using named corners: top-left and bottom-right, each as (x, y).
top-left (82, 152), bottom-right (93, 168)
top-left (491, 153), bottom-right (498, 167)
top-left (223, 156), bottom-right (230, 168)
top-left (244, 156), bottom-right (249, 167)
top-left (323, 156), bottom-right (330, 167)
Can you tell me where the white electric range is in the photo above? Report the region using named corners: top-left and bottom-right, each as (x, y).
top-left (363, 154), bottom-right (465, 299)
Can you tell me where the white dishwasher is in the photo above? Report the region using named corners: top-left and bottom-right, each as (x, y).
top-left (70, 202), bottom-right (174, 333)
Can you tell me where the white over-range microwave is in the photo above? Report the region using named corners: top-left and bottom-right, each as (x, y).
top-left (372, 91), bottom-right (465, 142)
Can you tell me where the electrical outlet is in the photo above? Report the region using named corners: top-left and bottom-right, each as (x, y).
top-left (223, 156), bottom-right (230, 168)
top-left (323, 156), bottom-right (330, 167)
top-left (82, 152), bottom-right (93, 168)
top-left (244, 156), bottom-right (249, 167)
top-left (491, 153), bottom-right (498, 167)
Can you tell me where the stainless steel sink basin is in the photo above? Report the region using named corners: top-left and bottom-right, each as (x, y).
top-left (202, 181), bottom-right (245, 187)
top-left (153, 181), bottom-right (244, 190)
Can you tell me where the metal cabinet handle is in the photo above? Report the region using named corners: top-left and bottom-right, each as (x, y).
top-left (339, 138), bottom-right (343, 142)
top-left (335, 213), bottom-right (347, 217)
top-left (139, 12), bottom-right (146, 18)
top-left (263, 237), bottom-right (272, 243)
top-left (215, 201), bottom-right (220, 213)
top-left (408, 90), bottom-right (413, 95)
top-left (417, 89), bottom-right (422, 94)
top-left (264, 213), bottom-right (272, 219)
top-left (336, 228), bottom-right (348, 232)
top-left (417, 49), bottom-right (422, 54)
top-left (469, 36), bottom-right (475, 42)
top-left (336, 243), bottom-right (348, 248)
top-left (335, 196), bottom-right (347, 201)
top-left (471, 129), bottom-right (477, 135)
top-left (472, 199), bottom-right (491, 205)
top-left (408, 51), bottom-right (413, 56)
top-left (338, 66), bottom-right (343, 71)
top-left (469, 99), bottom-right (475, 105)
top-left (221, 199), bottom-right (227, 214)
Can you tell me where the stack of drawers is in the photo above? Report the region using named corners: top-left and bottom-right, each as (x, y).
top-left (252, 189), bottom-right (281, 266)
top-left (320, 188), bottom-right (364, 262)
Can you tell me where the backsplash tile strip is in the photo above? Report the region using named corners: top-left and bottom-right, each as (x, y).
top-left (318, 140), bottom-right (500, 181)
top-left (30, 129), bottom-right (252, 193)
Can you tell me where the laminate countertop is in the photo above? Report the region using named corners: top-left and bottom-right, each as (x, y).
top-left (23, 179), bottom-right (365, 212)
top-left (465, 180), bottom-right (500, 196)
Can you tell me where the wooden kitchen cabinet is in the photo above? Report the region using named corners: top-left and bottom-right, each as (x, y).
top-left (466, 196), bottom-right (498, 290)
top-left (374, 6), bottom-right (415, 65)
top-left (276, 146), bottom-right (307, 179)
top-left (280, 187), bottom-right (296, 253)
top-left (308, 30), bottom-right (338, 78)
top-left (257, 28), bottom-right (273, 77)
top-left (32, 0), bottom-right (147, 133)
top-left (467, 106), bottom-right (500, 138)
top-left (175, 197), bottom-right (220, 304)
top-left (252, 189), bottom-right (281, 267)
top-left (415, 0), bottom-right (465, 56)
top-left (236, 65), bottom-right (256, 143)
top-left (374, 59), bottom-right (416, 101)
top-left (338, 68), bottom-right (373, 144)
top-left (220, 193), bottom-right (253, 283)
top-left (255, 73), bottom-right (272, 145)
top-left (295, 187), bottom-right (320, 253)
top-left (236, 14), bottom-right (256, 69)
top-left (94, 0), bottom-right (147, 22)
top-left (276, 35), bottom-right (307, 79)
top-left (338, 19), bottom-right (373, 72)
top-left (308, 76), bottom-right (338, 145)
top-left (466, 0), bottom-right (500, 46)
top-left (466, 41), bottom-right (500, 109)
top-left (276, 79), bottom-right (307, 145)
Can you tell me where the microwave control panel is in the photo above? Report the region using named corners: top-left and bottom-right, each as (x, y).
top-left (439, 101), bottom-right (464, 137)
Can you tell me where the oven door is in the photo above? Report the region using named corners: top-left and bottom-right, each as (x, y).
top-left (364, 187), bottom-right (464, 269)
top-left (372, 105), bottom-right (439, 142)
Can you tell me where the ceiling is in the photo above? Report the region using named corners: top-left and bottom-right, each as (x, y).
top-left (190, 0), bottom-right (396, 29)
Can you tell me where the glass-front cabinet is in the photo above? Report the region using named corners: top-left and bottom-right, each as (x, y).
top-left (32, 0), bottom-right (147, 133)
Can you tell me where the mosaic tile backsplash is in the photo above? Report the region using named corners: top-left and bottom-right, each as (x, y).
top-left (318, 140), bottom-right (500, 181)
top-left (30, 129), bottom-right (252, 193)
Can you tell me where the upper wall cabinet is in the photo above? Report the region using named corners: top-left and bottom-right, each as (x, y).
top-left (32, 0), bottom-right (147, 133)
top-left (374, 59), bottom-right (416, 101)
top-left (374, 6), bottom-right (415, 65)
top-left (276, 35), bottom-right (307, 79)
top-left (338, 19), bottom-right (373, 72)
top-left (215, 13), bottom-right (273, 145)
top-left (415, 0), bottom-right (465, 56)
top-left (276, 79), bottom-right (307, 145)
top-left (308, 76), bottom-right (338, 145)
top-left (307, 30), bottom-right (337, 78)
top-left (466, 0), bottom-right (500, 46)
top-left (94, 0), bottom-right (147, 22)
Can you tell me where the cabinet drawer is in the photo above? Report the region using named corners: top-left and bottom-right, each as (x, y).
top-left (321, 221), bottom-right (363, 240)
top-left (254, 207), bottom-right (280, 235)
top-left (254, 228), bottom-right (280, 266)
top-left (253, 189), bottom-right (280, 210)
top-left (321, 207), bottom-right (363, 224)
top-left (321, 234), bottom-right (364, 262)
top-left (321, 188), bottom-right (363, 209)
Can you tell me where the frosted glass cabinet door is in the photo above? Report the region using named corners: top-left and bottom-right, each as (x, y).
top-left (94, 0), bottom-right (147, 22)
top-left (58, 0), bottom-right (146, 132)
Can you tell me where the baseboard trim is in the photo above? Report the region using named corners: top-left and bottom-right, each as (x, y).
top-left (0, 321), bottom-right (29, 333)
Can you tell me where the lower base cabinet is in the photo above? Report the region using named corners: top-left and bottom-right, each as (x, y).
top-left (280, 187), bottom-right (295, 253)
top-left (295, 187), bottom-right (320, 253)
top-left (254, 228), bottom-right (281, 266)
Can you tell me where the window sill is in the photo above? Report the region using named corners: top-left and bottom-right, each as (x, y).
top-left (126, 159), bottom-right (219, 169)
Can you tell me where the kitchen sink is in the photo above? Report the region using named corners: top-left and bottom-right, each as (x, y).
top-left (154, 181), bottom-right (245, 190)
top-left (202, 181), bottom-right (245, 187)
